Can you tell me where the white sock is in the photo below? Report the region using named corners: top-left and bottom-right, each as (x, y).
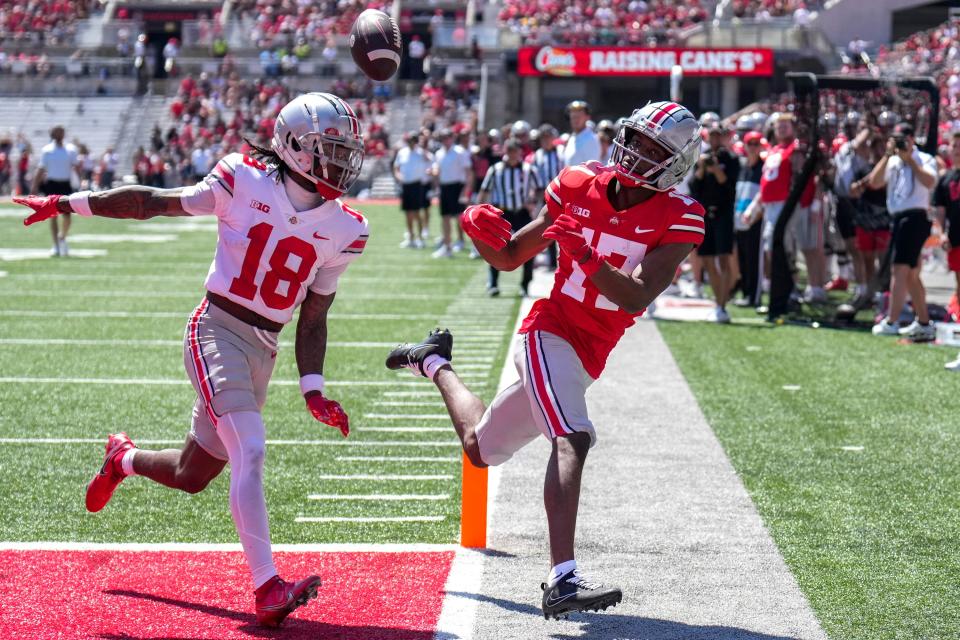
top-left (547, 559), bottom-right (577, 587)
top-left (422, 354), bottom-right (450, 381)
top-left (120, 449), bottom-right (138, 477)
top-left (219, 411), bottom-right (278, 590)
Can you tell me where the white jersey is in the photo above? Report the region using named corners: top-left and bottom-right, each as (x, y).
top-left (181, 153), bottom-right (368, 325)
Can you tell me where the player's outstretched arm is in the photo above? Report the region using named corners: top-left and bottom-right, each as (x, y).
top-left (17, 186), bottom-right (193, 226)
top-left (296, 290), bottom-right (350, 437)
top-left (543, 212), bottom-right (693, 314)
top-left (462, 204), bottom-right (553, 271)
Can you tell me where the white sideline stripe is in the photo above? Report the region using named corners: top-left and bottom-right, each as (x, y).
top-left (374, 401), bottom-right (444, 407)
top-left (307, 494), bottom-right (449, 501)
top-left (0, 338), bottom-right (397, 348)
top-left (360, 427), bottom-right (450, 433)
top-left (315, 474), bottom-right (454, 480)
top-left (0, 541), bottom-right (458, 552)
top-left (296, 516), bottom-right (444, 523)
top-left (365, 414), bottom-right (451, 420)
top-left (0, 437), bottom-right (461, 448)
top-left (0, 377), bottom-right (432, 388)
top-left (0, 308), bottom-right (447, 321)
top-left (336, 456), bottom-right (458, 463)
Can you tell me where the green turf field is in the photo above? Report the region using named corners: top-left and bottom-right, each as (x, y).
top-left (658, 315), bottom-right (960, 639)
top-left (0, 203), bottom-right (522, 544)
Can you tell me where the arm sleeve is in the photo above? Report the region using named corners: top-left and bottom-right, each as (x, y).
top-left (543, 168), bottom-right (565, 218)
top-left (309, 223), bottom-right (369, 295)
top-left (661, 196), bottom-right (706, 247)
top-left (180, 155), bottom-right (237, 216)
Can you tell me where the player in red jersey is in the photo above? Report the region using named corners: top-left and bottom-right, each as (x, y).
top-left (387, 101), bottom-right (705, 619)
top-left (16, 93), bottom-right (369, 627)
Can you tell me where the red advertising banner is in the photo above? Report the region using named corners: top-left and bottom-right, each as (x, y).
top-left (518, 46), bottom-right (774, 77)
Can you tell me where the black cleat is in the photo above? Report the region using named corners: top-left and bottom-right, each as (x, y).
top-left (541, 570), bottom-right (622, 620)
top-left (385, 328), bottom-right (453, 377)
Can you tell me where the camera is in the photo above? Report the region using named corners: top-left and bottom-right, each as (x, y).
top-left (893, 135), bottom-right (908, 151)
top-left (703, 154), bottom-right (717, 167)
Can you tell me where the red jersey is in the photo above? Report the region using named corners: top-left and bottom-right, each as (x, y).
top-left (759, 140), bottom-right (815, 206)
top-left (520, 162), bottom-right (705, 378)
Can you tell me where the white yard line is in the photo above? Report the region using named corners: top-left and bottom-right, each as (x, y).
top-left (359, 427), bottom-right (450, 433)
top-left (383, 391), bottom-right (439, 397)
top-left (314, 474), bottom-right (454, 481)
top-left (295, 516), bottom-right (445, 523)
top-left (0, 308), bottom-right (450, 321)
top-left (365, 413), bottom-right (451, 420)
top-left (0, 377), bottom-right (432, 388)
top-left (0, 541), bottom-right (460, 552)
top-left (335, 456), bottom-right (458, 463)
top-left (0, 437), bottom-right (461, 448)
top-left (0, 338), bottom-right (399, 348)
top-left (0, 290), bottom-right (456, 301)
top-left (374, 401), bottom-right (447, 407)
top-left (10, 274), bottom-right (470, 285)
top-left (306, 494), bottom-right (449, 501)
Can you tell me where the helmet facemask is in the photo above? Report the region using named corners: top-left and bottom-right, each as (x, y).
top-left (287, 131), bottom-right (363, 200)
top-left (611, 124), bottom-right (679, 191)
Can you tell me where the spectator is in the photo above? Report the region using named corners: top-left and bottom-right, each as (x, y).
top-left (99, 146), bottom-right (117, 189)
top-left (75, 143), bottom-right (94, 190)
top-left (418, 129), bottom-right (435, 243)
top-left (190, 142), bottom-right (213, 183)
top-left (31, 125), bottom-right (78, 257)
top-left (0, 135), bottom-right (10, 195)
top-left (733, 131), bottom-right (765, 307)
top-left (867, 123), bottom-right (938, 340)
top-left (530, 123), bottom-right (564, 269)
top-left (16, 139), bottom-right (30, 196)
top-left (691, 123), bottom-right (740, 322)
top-left (478, 139), bottom-right (541, 297)
top-left (597, 119), bottom-right (616, 164)
top-left (938, 133), bottom-right (960, 369)
top-left (393, 132), bottom-right (431, 248)
top-left (163, 37), bottom-right (179, 77)
top-left (431, 128), bottom-right (473, 258)
top-left (561, 100), bottom-right (600, 168)
top-left (408, 34), bottom-right (426, 80)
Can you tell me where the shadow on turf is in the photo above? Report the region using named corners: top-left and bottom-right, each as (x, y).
top-left (442, 591), bottom-right (801, 640)
top-left (101, 589), bottom-right (433, 639)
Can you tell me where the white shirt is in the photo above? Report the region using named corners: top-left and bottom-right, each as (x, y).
top-left (394, 146), bottom-right (431, 184)
top-left (884, 149), bottom-right (937, 214)
top-left (191, 147), bottom-right (212, 176)
top-left (40, 142), bottom-right (77, 181)
top-left (102, 151), bottom-right (118, 171)
top-left (179, 153), bottom-right (369, 323)
top-left (434, 144), bottom-right (472, 184)
top-left (561, 127), bottom-right (600, 168)
top-left (409, 39), bottom-right (426, 59)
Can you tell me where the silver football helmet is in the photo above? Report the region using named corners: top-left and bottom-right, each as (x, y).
top-left (272, 92), bottom-right (364, 199)
top-left (611, 101), bottom-right (701, 192)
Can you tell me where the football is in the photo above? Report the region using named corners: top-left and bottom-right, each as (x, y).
top-left (349, 9), bottom-right (402, 82)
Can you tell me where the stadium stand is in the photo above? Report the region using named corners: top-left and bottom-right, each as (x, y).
top-left (0, 0), bottom-right (100, 45)
top-left (232, 0), bottom-right (391, 49)
top-left (0, 96), bottom-right (130, 160)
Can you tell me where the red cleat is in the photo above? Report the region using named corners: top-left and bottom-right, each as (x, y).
top-left (825, 276), bottom-right (849, 292)
top-left (255, 574), bottom-right (322, 627)
top-left (85, 433), bottom-right (135, 513)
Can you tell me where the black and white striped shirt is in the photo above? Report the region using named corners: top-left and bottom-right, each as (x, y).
top-left (480, 161), bottom-right (541, 211)
top-left (531, 147), bottom-right (563, 190)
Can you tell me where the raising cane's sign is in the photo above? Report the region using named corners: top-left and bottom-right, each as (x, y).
top-left (518, 46), bottom-right (774, 77)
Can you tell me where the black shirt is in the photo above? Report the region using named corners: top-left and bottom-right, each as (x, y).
top-left (690, 147), bottom-right (740, 218)
top-left (934, 169), bottom-right (960, 246)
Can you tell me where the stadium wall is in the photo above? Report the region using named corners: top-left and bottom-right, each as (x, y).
top-left (814, 0), bottom-right (953, 49)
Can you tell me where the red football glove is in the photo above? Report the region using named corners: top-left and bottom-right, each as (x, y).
top-left (15, 195), bottom-right (64, 227)
top-left (543, 214), bottom-right (605, 276)
top-left (460, 204), bottom-right (512, 250)
top-left (305, 392), bottom-right (349, 437)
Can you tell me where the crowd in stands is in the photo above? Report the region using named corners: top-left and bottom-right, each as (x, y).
top-left (714, 0), bottom-right (822, 22)
top-left (0, 0), bottom-right (99, 45)
top-left (234, 0), bottom-right (390, 50)
top-left (499, 0), bottom-right (709, 46)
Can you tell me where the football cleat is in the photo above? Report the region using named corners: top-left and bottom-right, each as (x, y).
top-left (541, 570), bottom-right (622, 620)
top-left (255, 574), bottom-right (322, 627)
top-left (85, 432), bottom-right (135, 513)
top-left (385, 328), bottom-right (453, 377)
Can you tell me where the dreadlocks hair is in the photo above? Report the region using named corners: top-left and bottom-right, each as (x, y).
top-left (243, 137), bottom-right (287, 182)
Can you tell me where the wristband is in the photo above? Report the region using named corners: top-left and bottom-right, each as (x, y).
top-left (578, 248), bottom-right (606, 277)
top-left (299, 374), bottom-right (325, 395)
top-left (68, 191), bottom-right (94, 217)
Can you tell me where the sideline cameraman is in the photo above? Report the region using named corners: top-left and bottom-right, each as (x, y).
top-left (866, 123), bottom-right (937, 340)
top-left (691, 123), bottom-right (740, 322)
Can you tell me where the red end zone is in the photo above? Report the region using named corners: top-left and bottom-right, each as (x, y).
top-left (0, 549), bottom-right (454, 639)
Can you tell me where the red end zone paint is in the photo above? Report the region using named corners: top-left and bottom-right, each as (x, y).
top-left (0, 550), bottom-right (454, 639)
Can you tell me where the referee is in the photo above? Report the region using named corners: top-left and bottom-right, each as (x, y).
top-left (531, 124), bottom-right (564, 269)
top-left (32, 125), bottom-right (77, 257)
top-left (477, 140), bottom-right (541, 296)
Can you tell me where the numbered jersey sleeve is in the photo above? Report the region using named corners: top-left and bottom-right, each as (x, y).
top-left (308, 211), bottom-right (370, 295)
top-left (660, 192), bottom-right (706, 247)
top-left (179, 153), bottom-right (240, 217)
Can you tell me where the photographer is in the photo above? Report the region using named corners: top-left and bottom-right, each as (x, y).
top-left (691, 123), bottom-right (740, 322)
top-left (866, 123), bottom-right (938, 340)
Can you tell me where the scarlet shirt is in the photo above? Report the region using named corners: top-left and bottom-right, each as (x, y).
top-left (759, 140), bottom-right (815, 206)
top-left (520, 162), bottom-right (705, 378)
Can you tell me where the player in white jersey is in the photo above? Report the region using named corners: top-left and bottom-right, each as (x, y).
top-left (16, 92), bottom-right (368, 628)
